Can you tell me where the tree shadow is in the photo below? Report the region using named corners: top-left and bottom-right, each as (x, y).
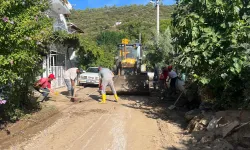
top-left (121, 95), bottom-right (188, 128)
top-left (83, 84), bottom-right (99, 88)
top-left (89, 95), bottom-right (100, 102)
top-left (0, 120), bottom-right (11, 135)
top-left (88, 95), bottom-right (117, 103)
top-left (121, 94), bottom-right (250, 149)
top-left (163, 147), bottom-right (180, 150)
top-left (119, 94), bottom-right (204, 149)
top-left (60, 91), bottom-right (68, 96)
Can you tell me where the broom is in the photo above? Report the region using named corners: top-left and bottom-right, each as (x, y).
top-left (39, 89), bottom-right (59, 96)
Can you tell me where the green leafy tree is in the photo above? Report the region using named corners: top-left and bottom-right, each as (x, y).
top-left (77, 37), bottom-right (114, 69)
top-left (97, 30), bottom-right (126, 46)
top-left (96, 30), bottom-right (127, 68)
top-left (172, 0), bottom-right (250, 108)
top-left (51, 31), bottom-right (115, 70)
top-left (0, 0), bottom-right (53, 121)
top-left (160, 19), bottom-right (172, 33)
top-left (117, 21), bottom-right (154, 43)
top-left (145, 28), bottom-right (173, 67)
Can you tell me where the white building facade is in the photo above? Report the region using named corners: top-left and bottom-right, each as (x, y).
top-left (41, 0), bottom-right (80, 89)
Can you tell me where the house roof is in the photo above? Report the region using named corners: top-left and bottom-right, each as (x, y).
top-left (68, 22), bottom-right (84, 33)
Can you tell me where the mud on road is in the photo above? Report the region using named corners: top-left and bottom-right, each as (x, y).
top-left (0, 86), bottom-right (191, 150)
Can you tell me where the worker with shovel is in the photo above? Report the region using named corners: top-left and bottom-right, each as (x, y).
top-left (167, 65), bottom-right (178, 96)
top-left (63, 67), bottom-right (81, 102)
top-left (98, 67), bottom-right (118, 104)
top-left (33, 74), bottom-right (56, 102)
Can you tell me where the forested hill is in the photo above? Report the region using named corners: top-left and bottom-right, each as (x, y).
top-left (69, 4), bottom-right (175, 39)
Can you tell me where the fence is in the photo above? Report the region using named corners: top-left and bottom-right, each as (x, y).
top-left (50, 66), bottom-right (65, 89)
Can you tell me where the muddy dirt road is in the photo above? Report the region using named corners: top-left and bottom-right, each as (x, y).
top-left (1, 87), bottom-right (189, 150)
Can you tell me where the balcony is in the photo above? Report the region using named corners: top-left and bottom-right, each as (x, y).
top-left (67, 23), bottom-right (84, 34)
top-left (51, 0), bottom-right (71, 14)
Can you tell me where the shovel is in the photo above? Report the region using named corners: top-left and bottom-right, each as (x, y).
top-left (168, 91), bottom-right (184, 110)
top-left (168, 82), bottom-right (193, 110)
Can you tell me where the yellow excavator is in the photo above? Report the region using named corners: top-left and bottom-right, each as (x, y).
top-left (106, 39), bottom-right (150, 95)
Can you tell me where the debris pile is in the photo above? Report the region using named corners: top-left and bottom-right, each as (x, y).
top-left (185, 110), bottom-right (250, 150)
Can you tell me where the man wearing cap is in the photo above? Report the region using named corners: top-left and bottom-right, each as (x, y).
top-left (34, 74), bottom-right (56, 102)
top-left (63, 67), bottom-right (80, 97)
top-left (98, 67), bottom-right (118, 104)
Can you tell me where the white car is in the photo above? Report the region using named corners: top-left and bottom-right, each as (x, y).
top-left (79, 67), bottom-right (99, 86)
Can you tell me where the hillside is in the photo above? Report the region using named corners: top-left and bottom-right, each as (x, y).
top-left (69, 4), bottom-right (175, 39)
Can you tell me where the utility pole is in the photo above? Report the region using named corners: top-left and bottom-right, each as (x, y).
top-left (156, 0), bottom-right (160, 37)
top-left (139, 33), bottom-right (141, 44)
top-left (150, 0), bottom-right (160, 40)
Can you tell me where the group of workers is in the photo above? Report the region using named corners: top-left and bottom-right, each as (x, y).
top-left (34, 67), bottom-right (118, 103)
top-left (34, 64), bottom-right (178, 103)
top-left (153, 64), bottom-right (178, 95)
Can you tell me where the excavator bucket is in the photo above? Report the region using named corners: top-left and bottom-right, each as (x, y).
top-left (106, 74), bottom-right (150, 95)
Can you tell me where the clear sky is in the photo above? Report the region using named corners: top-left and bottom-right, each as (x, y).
top-left (69, 0), bottom-right (176, 10)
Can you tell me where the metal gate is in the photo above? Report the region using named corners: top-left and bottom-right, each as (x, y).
top-left (50, 66), bottom-right (65, 89)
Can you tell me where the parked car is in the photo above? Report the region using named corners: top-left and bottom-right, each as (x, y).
top-left (79, 67), bottom-right (99, 86)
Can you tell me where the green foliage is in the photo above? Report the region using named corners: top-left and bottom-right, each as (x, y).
top-left (50, 30), bottom-right (115, 70)
top-left (78, 37), bottom-right (101, 68)
top-left (160, 19), bottom-right (172, 33)
top-left (145, 28), bottom-right (174, 67)
top-left (51, 31), bottom-right (81, 48)
top-left (69, 4), bottom-right (175, 70)
top-left (96, 30), bottom-right (127, 68)
top-left (97, 30), bottom-right (127, 46)
top-left (117, 20), bottom-right (154, 43)
top-left (69, 4), bottom-right (175, 40)
top-left (0, 0), bottom-right (53, 121)
top-left (172, 0), bottom-right (250, 108)
top-left (77, 36), bottom-right (114, 69)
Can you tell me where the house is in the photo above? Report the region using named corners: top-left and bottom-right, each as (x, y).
top-left (41, 0), bottom-right (83, 89)
top-left (68, 22), bottom-right (84, 34)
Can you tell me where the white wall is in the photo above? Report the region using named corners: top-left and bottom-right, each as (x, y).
top-left (50, 0), bottom-right (71, 14)
top-left (41, 0), bottom-right (73, 88)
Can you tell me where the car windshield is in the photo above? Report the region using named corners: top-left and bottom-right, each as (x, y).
top-left (86, 68), bottom-right (99, 73)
